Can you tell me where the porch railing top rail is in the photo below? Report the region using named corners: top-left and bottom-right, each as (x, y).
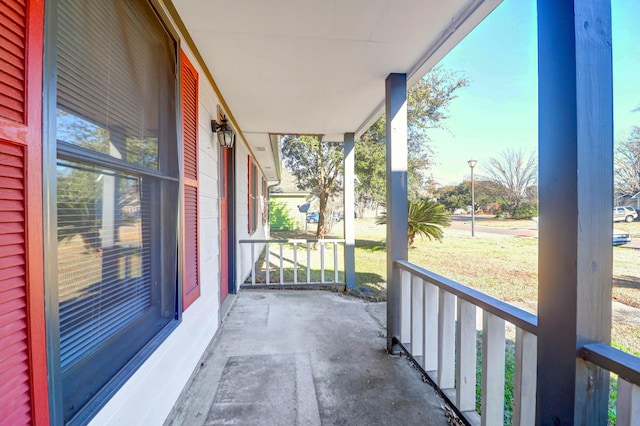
top-left (239, 238), bottom-right (345, 244)
top-left (395, 259), bottom-right (538, 334)
top-left (581, 343), bottom-right (640, 386)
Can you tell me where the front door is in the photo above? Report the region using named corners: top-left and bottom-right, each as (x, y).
top-left (220, 146), bottom-right (230, 301)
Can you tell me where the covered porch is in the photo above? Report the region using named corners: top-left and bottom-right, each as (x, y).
top-left (171, 0), bottom-right (637, 424)
top-left (165, 290), bottom-right (449, 425)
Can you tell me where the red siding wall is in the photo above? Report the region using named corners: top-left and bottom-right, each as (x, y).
top-left (180, 51), bottom-right (200, 310)
top-left (0, 0), bottom-right (48, 424)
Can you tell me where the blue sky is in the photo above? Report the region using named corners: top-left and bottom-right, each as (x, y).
top-left (428, 0), bottom-right (640, 185)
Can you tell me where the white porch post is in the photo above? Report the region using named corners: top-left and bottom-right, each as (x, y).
top-left (385, 73), bottom-right (408, 353)
top-left (343, 132), bottom-right (356, 290)
top-left (537, 0), bottom-right (613, 423)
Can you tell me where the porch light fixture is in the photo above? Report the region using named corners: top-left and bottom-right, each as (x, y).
top-left (211, 115), bottom-right (235, 148)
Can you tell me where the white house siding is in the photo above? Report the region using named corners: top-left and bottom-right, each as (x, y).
top-left (89, 7), bottom-right (227, 424)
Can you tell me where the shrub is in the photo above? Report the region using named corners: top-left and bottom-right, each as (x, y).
top-left (511, 204), bottom-right (538, 219)
top-left (269, 201), bottom-right (296, 230)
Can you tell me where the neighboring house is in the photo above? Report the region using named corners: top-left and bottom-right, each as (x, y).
top-left (269, 192), bottom-right (310, 231)
top-left (616, 191), bottom-right (640, 210)
top-left (0, 0), bottom-right (629, 425)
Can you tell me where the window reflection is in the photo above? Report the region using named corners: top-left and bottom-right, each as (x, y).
top-left (56, 110), bottom-right (159, 170)
top-left (57, 161), bottom-right (150, 370)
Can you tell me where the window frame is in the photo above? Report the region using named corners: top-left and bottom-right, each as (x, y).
top-left (44, 0), bottom-right (182, 422)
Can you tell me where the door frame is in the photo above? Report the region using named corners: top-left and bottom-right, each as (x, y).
top-left (220, 146), bottom-right (236, 300)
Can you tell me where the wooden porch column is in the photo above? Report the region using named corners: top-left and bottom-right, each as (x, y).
top-left (537, 0), bottom-right (613, 423)
top-left (385, 73), bottom-right (408, 353)
top-left (343, 132), bottom-right (356, 290)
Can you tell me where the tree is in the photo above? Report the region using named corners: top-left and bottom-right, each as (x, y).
top-left (354, 119), bottom-right (386, 216)
top-left (483, 149), bottom-right (537, 216)
top-left (437, 182), bottom-right (470, 212)
top-left (280, 135), bottom-right (343, 238)
top-left (438, 180), bottom-right (506, 213)
top-left (615, 126), bottom-right (640, 197)
top-left (355, 66), bottom-right (468, 205)
top-left (376, 199), bottom-right (450, 247)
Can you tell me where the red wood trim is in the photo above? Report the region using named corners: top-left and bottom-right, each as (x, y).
top-left (180, 50), bottom-right (200, 311)
top-left (0, 117), bottom-right (27, 146)
top-left (23, 0), bottom-right (48, 424)
top-left (183, 177), bottom-right (198, 188)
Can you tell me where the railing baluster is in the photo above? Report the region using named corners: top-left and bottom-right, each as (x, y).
top-left (400, 270), bottom-right (411, 345)
top-left (481, 311), bottom-right (506, 426)
top-left (293, 242), bottom-right (298, 284)
top-left (320, 241), bottom-right (325, 283)
top-left (438, 289), bottom-right (455, 390)
top-left (411, 275), bottom-right (423, 358)
top-left (617, 378), bottom-right (640, 426)
top-left (513, 328), bottom-right (536, 426)
top-left (456, 299), bottom-right (477, 413)
top-left (251, 243), bottom-right (256, 286)
top-left (423, 282), bottom-right (438, 373)
top-left (239, 239), bottom-right (346, 287)
top-left (278, 242), bottom-right (284, 284)
top-left (306, 242), bottom-right (311, 283)
top-left (333, 241), bottom-right (338, 283)
top-left (265, 242), bottom-right (270, 286)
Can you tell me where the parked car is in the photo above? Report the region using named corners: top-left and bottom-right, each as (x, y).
top-left (613, 229), bottom-right (632, 246)
top-left (614, 206), bottom-right (638, 222)
top-left (306, 212), bottom-right (319, 223)
top-left (330, 212), bottom-right (343, 222)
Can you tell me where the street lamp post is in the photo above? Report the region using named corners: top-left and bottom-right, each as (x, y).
top-left (468, 159), bottom-right (477, 237)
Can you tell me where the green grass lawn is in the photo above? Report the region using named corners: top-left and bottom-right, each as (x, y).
top-left (614, 220), bottom-right (640, 238)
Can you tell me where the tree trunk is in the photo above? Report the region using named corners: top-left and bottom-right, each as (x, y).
top-left (315, 192), bottom-right (329, 239)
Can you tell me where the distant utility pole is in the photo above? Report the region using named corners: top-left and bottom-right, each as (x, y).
top-left (468, 159), bottom-right (477, 237)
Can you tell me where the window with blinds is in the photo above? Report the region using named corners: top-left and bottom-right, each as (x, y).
top-left (55, 0), bottom-right (179, 422)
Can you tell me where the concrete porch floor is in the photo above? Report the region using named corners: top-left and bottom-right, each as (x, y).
top-left (165, 290), bottom-right (449, 426)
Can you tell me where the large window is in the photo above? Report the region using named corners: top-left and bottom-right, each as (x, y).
top-left (55, 0), bottom-right (179, 421)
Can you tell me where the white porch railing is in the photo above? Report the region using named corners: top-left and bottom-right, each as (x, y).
top-left (395, 260), bottom-right (640, 425)
top-left (239, 239), bottom-right (345, 287)
top-left (395, 260), bottom-right (538, 426)
top-left (580, 344), bottom-right (640, 425)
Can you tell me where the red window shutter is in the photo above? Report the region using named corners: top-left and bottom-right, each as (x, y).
top-left (0, 0), bottom-right (48, 424)
top-left (180, 51), bottom-right (200, 310)
top-left (0, 1), bottom-right (26, 124)
top-left (0, 142), bottom-right (30, 425)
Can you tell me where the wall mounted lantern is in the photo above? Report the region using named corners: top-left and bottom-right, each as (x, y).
top-left (211, 114), bottom-right (235, 148)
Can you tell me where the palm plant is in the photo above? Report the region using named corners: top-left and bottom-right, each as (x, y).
top-left (377, 199), bottom-right (450, 246)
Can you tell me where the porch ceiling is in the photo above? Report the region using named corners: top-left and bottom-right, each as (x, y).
top-left (171, 0), bottom-right (501, 181)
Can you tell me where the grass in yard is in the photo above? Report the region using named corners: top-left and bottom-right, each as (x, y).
top-left (613, 247), bottom-right (640, 308)
top-left (351, 219), bottom-right (640, 354)
top-left (350, 220), bottom-right (539, 311)
top-left (613, 220), bottom-right (640, 238)
top-left (462, 215), bottom-right (539, 230)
